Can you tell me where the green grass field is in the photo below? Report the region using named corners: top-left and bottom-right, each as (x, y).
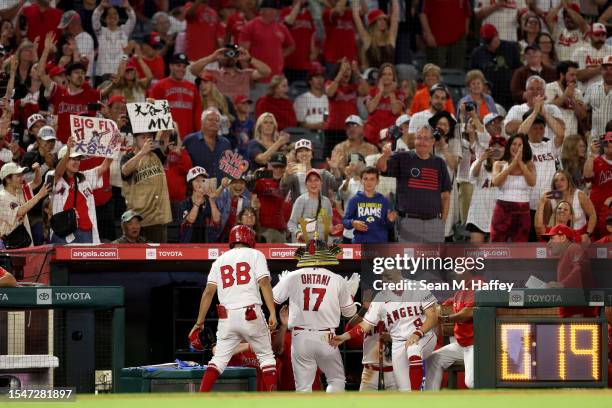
top-left (4, 390), bottom-right (612, 408)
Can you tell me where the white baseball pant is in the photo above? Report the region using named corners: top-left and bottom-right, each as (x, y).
top-left (208, 305), bottom-right (276, 374)
top-left (391, 332), bottom-right (437, 391)
top-left (359, 366), bottom-right (398, 391)
top-left (424, 341), bottom-right (474, 389)
top-left (291, 329), bottom-right (345, 392)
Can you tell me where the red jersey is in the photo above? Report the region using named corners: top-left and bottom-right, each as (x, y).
top-left (227, 348), bottom-right (265, 391)
top-left (589, 156), bottom-right (612, 239)
top-left (64, 176), bottom-right (93, 231)
top-left (253, 177), bottom-right (289, 231)
top-left (325, 81), bottom-right (359, 130)
top-left (280, 7), bottom-right (315, 71)
top-left (149, 77), bottom-right (201, 138)
top-left (226, 11), bottom-right (257, 42)
top-left (452, 280), bottom-right (482, 347)
top-left (423, 0), bottom-right (471, 46)
top-left (131, 56), bottom-right (165, 80)
top-left (164, 149), bottom-right (193, 203)
top-left (363, 88), bottom-right (405, 145)
top-left (255, 96), bottom-right (297, 131)
top-left (595, 235), bottom-right (612, 243)
top-left (322, 8), bottom-right (357, 64)
top-left (239, 17), bottom-right (295, 81)
top-left (22, 4), bottom-right (63, 55)
top-left (185, 4), bottom-right (225, 61)
top-left (80, 157), bottom-right (111, 206)
top-left (49, 84), bottom-right (101, 143)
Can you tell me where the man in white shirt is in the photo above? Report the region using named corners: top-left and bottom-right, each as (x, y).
top-left (584, 55), bottom-right (612, 140)
top-left (57, 10), bottom-right (95, 80)
top-left (545, 60), bottom-right (587, 136)
top-left (294, 63), bottom-right (329, 130)
top-left (572, 23), bottom-right (612, 92)
top-left (474, 0), bottom-right (526, 42)
top-left (408, 83), bottom-right (449, 139)
top-left (546, 2), bottom-right (588, 62)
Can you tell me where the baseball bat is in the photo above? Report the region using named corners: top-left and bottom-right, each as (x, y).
top-left (378, 333), bottom-right (385, 390)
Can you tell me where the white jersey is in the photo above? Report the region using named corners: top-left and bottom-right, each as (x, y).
top-left (362, 321), bottom-right (393, 366)
top-left (408, 110), bottom-right (433, 135)
top-left (584, 81), bottom-right (612, 139)
top-left (466, 161), bottom-right (499, 233)
top-left (273, 267), bottom-right (355, 330)
top-left (363, 285), bottom-right (437, 343)
top-left (572, 43), bottom-right (612, 92)
top-left (474, 0), bottom-right (525, 42)
top-left (504, 103), bottom-right (564, 143)
top-left (294, 91), bottom-right (329, 125)
top-left (207, 247), bottom-right (270, 309)
top-left (529, 139), bottom-right (560, 209)
top-left (553, 27), bottom-right (587, 62)
top-left (545, 81), bottom-right (583, 136)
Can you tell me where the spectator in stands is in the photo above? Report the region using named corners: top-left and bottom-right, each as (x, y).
top-left (561, 134), bottom-right (588, 190)
top-left (322, 0), bottom-right (357, 72)
top-left (0, 267), bottom-right (16, 287)
top-left (92, 0), bottom-right (136, 82)
top-left (51, 140), bottom-right (112, 244)
top-left (469, 23), bottom-right (521, 109)
top-left (490, 133), bottom-right (536, 242)
top-left (377, 125), bottom-right (452, 243)
top-left (0, 20), bottom-right (17, 55)
top-left (409, 64), bottom-right (455, 116)
top-left (252, 152), bottom-right (290, 243)
top-left (364, 63), bottom-right (405, 145)
top-left (420, 0), bottom-right (471, 69)
top-left (12, 64), bottom-right (50, 139)
top-left (535, 170), bottom-right (597, 242)
top-left (183, 108), bottom-right (232, 182)
top-left (21, 0), bottom-right (62, 55)
top-left (54, 33), bottom-right (82, 69)
top-left (239, 0), bottom-right (295, 85)
top-left (536, 200), bottom-right (580, 242)
top-left (510, 45), bottom-right (557, 104)
top-left (112, 50), bottom-right (153, 103)
top-left (150, 53), bottom-right (201, 138)
top-left (195, 72), bottom-right (234, 136)
top-left (236, 206), bottom-right (263, 242)
top-left (247, 112), bottom-right (290, 170)
top-left (226, 0), bottom-right (258, 43)
top-left (330, 115), bottom-right (379, 170)
top-left (189, 46), bottom-right (271, 100)
top-left (121, 131), bottom-right (172, 243)
top-left (518, 11), bottom-right (542, 51)
top-left (594, 215), bottom-right (612, 243)
top-left (184, 0), bottom-right (224, 62)
top-left (294, 62), bottom-right (328, 131)
top-left (179, 166), bottom-right (221, 243)
top-left (352, 0), bottom-right (399, 69)
top-left (573, 23), bottom-right (612, 91)
top-left (161, 126), bottom-right (192, 222)
top-left (255, 75), bottom-right (297, 131)
top-left (229, 95), bottom-right (254, 157)
top-left (281, 0), bottom-right (316, 83)
top-left (474, 0), bottom-right (523, 42)
top-left (216, 176), bottom-right (251, 242)
top-left (466, 136), bottom-right (504, 243)
top-left (408, 83), bottom-right (449, 138)
top-left (545, 61), bottom-right (587, 137)
top-left (134, 33), bottom-right (166, 83)
top-left (584, 56), bottom-right (612, 139)
top-left (458, 69), bottom-right (498, 120)
top-left (584, 132), bottom-right (612, 240)
top-left (342, 166), bottom-right (395, 244)
top-left (287, 168), bottom-right (333, 242)
top-left (57, 11), bottom-right (95, 80)
top-left (0, 162), bottom-right (48, 248)
top-left (536, 33), bottom-right (558, 68)
top-left (9, 40), bottom-right (37, 100)
top-left (112, 210), bottom-right (147, 243)
top-left (546, 2), bottom-right (588, 63)
top-left (325, 58), bottom-right (368, 133)
top-left (151, 12), bottom-right (176, 62)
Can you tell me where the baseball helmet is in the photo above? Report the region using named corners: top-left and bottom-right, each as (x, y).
top-left (229, 225), bottom-right (256, 248)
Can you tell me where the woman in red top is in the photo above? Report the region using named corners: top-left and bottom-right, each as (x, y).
top-left (325, 58), bottom-right (369, 131)
top-left (364, 63), bottom-right (405, 145)
top-left (255, 75), bottom-right (297, 131)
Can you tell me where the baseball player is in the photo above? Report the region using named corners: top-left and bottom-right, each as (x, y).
top-left (331, 269), bottom-right (438, 392)
top-left (189, 225), bottom-right (278, 392)
top-left (272, 239), bottom-right (358, 392)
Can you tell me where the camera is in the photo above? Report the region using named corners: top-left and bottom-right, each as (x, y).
top-left (224, 44), bottom-right (239, 59)
top-left (433, 128), bottom-right (442, 141)
top-left (255, 169), bottom-right (274, 179)
top-left (465, 102), bottom-right (475, 112)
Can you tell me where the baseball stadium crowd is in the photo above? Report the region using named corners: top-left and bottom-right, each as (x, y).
top-left (0, 0), bottom-right (610, 247)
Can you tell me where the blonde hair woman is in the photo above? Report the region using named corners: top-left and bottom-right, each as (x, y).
top-left (561, 134), bottom-right (587, 190)
top-left (247, 112), bottom-right (290, 170)
top-left (352, 0), bottom-right (399, 69)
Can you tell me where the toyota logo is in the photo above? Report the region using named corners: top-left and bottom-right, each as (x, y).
top-left (39, 293), bottom-right (50, 301)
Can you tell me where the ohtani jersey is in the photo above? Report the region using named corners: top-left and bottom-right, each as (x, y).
top-left (362, 321), bottom-right (393, 366)
top-left (364, 285), bottom-right (437, 342)
top-left (207, 247), bottom-right (270, 309)
top-left (273, 267), bottom-right (355, 330)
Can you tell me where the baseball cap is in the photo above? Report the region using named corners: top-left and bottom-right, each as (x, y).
top-left (0, 162), bottom-right (26, 180)
top-left (186, 166), bottom-right (208, 183)
top-left (147, 32), bottom-right (164, 50)
top-left (367, 9), bottom-right (387, 27)
top-left (541, 224), bottom-right (575, 242)
top-left (480, 23), bottom-right (498, 41)
top-left (345, 115), bottom-right (364, 126)
top-left (58, 10), bottom-right (80, 29)
top-left (270, 152), bottom-right (286, 166)
top-left (305, 168), bottom-right (321, 181)
top-left (48, 65), bottom-right (66, 77)
top-left (524, 44), bottom-right (541, 53)
top-left (58, 145), bottom-right (84, 160)
top-left (107, 95), bottom-right (127, 107)
top-left (591, 22), bottom-right (607, 35)
top-left (170, 53), bottom-right (189, 65)
top-left (121, 210), bottom-right (143, 224)
top-left (429, 83), bottom-right (450, 97)
top-left (603, 55), bottom-right (612, 66)
top-left (395, 114), bottom-right (411, 127)
top-left (307, 61), bottom-right (325, 79)
top-left (38, 126), bottom-right (56, 141)
top-left (27, 113), bottom-right (46, 130)
top-left (295, 138), bottom-right (312, 151)
top-left (195, 72), bottom-right (215, 86)
top-left (483, 112), bottom-right (504, 126)
top-left (522, 109), bottom-right (546, 125)
top-left (233, 95), bottom-right (252, 105)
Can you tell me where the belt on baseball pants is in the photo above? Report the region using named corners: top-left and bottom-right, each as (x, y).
top-left (293, 327), bottom-right (332, 331)
top-left (363, 364), bottom-right (393, 372)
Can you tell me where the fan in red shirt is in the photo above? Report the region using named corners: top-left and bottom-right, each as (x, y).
top-left (239, 0), bottom-right (295, 82)
top-left (322, 0), bottom-right (357, 67)
top-left (132, 32), bottom-right (166, 81)
top-left (163, 127), bottom-right (193, 220)
top-left (421, 0), bottom-right (471, 69)
top-left (226, 0), bottom-right (258, 42)
top-left (149, 53), bottom-right (202, 139)
top-left (594, 215), bottom-right (612, 243)
top-left (364, 63), bottom-right (405, 145)
top-left (325, 59), bottom-right (369, 131)
top-left (280, 0), bottom-right (315, 82)
top-left (184, 0), bottom-right (225, 61)
top-left (21, 0), bottom-right (63, 55)
top-left (252, 153), bottom-right (290, 242)
top-left (585, 133), bottom-right (612, 240)
top-left (255, 75), bottom-right (297, 131)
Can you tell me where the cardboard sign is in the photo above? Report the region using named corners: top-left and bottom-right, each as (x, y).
top-left (219, 150), bottom-right (249, 179)
top-left (126, 100), bottom-right (173, 134)
top-left (70, 115), bottom-right (122, 158)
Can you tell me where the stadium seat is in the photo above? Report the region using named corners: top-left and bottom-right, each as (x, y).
top-left (441, 69), bottom-right (468, 107)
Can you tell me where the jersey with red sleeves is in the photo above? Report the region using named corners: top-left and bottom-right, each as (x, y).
top-left (272, 267), bottom-right (355, 330)
top-left (364, 284), bottom-right (437, 342)
top-left (207, 247), bottom-right (270, 309)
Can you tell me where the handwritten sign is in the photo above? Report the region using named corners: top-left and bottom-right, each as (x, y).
top-left (70, 115), bottom-right (122, 158)
top-left (219, 150), bottom-right (249, 179)
top-left (126, 100), bottom-right (173, 134)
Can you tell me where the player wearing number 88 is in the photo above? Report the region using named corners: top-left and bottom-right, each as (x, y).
top-left (190, 225), bottom-right (278, 392)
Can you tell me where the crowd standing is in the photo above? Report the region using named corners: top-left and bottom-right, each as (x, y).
top-left (0, 0), bottom-right (610, 247)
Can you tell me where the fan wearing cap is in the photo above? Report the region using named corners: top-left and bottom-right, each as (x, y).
top-left (150, 53), bottom-right (202, 138)
top-left (229, 95), bottom-right (254, 157)
top-left (363, 63), bottom-right (405, 145)
top-left (293, 62), bottom-right (329, 130)
top-left (57, 10), bottom-right (95, 79)
top-left (544, 2), bottom-right (588, 62)
top-left (474, 0), bottom-right (525, 42)
top-left (130, 32), bottom-right (166, 81)
top-left (179, 166), bottom-right (221, 243)
top-left (408, 64), bottom-right (456, 116)
top-left (112, 210), bottom-right (147, 243)
top-left (351, 0), bottom-right (399, 69)
top-left (280, 0), bottom-right (316, 83)
top-left (584, 132), bottom-right (612, 240)
top-left (584, 55), bottom-right (612, 139)
top-left (22, 114), bottom-right (48, 151)
top-left (21, 125), bottom-right (59, 174)
top-left (572, 23), bottom-right (612, 91)
top-left (111, 44), bottom-right (153, 103)
top-left (255, 75), bottom-right (297, 131)
top-left (215, 173), bottom-right (253, 242)
top-left (0, 162), bottom-right (50, 248)
top-left (324, 58), bottom-right (369, 131)
top-left (184, 0), bottom-right (225, 62)
top-left (330, 115), bottom-right (378, 169)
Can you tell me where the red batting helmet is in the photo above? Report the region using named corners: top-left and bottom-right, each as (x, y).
top-left (229, 225), bottom-right (256, 248)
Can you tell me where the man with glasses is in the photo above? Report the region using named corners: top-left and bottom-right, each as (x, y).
top-left (330, 115), bottom-right (378, 172)
top-left (572, 23), bottom-right (612, 92)
top-left (377, 125), bottom-right (451, 243)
